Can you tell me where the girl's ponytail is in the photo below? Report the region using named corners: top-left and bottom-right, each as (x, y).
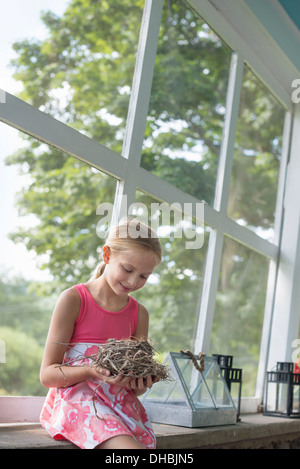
top-left (92, 261), bottom-right (106, 279)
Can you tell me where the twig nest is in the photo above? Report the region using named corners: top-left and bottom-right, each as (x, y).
top-left (94, 338), bottom-right (171, 381)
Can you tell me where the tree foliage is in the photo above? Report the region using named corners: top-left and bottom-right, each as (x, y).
top-left (0, 276), bottom-right (55, 395)
top-left (3, 0), bottom-right (285, 395)
top-left (0, 326), bottom-right (45, 396)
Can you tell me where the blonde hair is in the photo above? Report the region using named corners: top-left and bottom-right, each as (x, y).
top-left (92, 217), bottom-right (162, 279)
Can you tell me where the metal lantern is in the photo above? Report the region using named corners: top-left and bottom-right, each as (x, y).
top-left (141, 351), bottom-right (237, 428)
top-left (264, 362), bottom-right (300, 418)
top-left (213, 354), bottom-right (243, 421)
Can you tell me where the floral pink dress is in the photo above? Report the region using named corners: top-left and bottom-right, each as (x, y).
top-left (40, 284), bottom-right (156, 449)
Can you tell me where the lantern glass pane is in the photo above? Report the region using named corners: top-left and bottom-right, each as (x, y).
top-left (292, 384), bottom-right (300, 414)
top-left (265, 374), bottom-right (290, 415)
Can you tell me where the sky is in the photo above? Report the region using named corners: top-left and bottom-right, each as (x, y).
top-left (0, 0), bottom-right (69, 280)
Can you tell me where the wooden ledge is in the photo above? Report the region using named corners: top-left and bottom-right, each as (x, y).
top-left (1, 414), bottom-right (300, 449)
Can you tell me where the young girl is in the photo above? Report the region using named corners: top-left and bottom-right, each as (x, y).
top-left (40, 218), bottom-right (162, 450)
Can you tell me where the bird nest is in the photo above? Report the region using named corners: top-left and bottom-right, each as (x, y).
top-left (58, 338), bottom-right (172, 419)
top-left (93, 338), bottom-right (171, 380)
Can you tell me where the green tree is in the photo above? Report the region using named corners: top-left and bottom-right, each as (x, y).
top-left (6, 146), bottom-right (116, 294)
top-left (5, 0), bottom-right (285, 372)
top-left (6, 0), bottom-right (219, 353)
top-left (228, 67), bottom-right (284, 230)
top-left (0, 275), bottom-right (56, 395)
top-left (0, 327), bottom-right (45, 396)
top-left (0, 275), bottom-right (55, 345)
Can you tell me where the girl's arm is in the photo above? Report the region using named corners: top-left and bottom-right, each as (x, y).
top-left (40, 287), bottom-right (110, 388)
top-left (132, 303), bottom-right (149, 341)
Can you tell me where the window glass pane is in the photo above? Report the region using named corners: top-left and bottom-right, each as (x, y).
top-left (210, 236), bottom-right (270, 397)
top-left (130, 191), bottom-right (209, 356)
top-left (2, 0), bottom-right (144, 153)
top-left (141, 0), bottom-right (232, 204)
top-left (0, 122), bottom-right (116, 396)
top-left (228, 66), bottom-right (285, 240)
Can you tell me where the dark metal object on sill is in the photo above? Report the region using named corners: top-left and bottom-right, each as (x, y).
top-left (264, 362), bottom-right (300, 418)
top-left (212, 354), bottom-right (243, 422)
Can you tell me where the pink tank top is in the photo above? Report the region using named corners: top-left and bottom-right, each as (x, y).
top-left (70, 284), bottom-right (139, 344)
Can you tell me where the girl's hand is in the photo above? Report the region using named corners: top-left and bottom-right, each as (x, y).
top-left (127, 375), bottom-right (159, 396)
top-left (92, 366), bottom-right (132, 387)
top-left (89, 365), bottom-right (111, 382)
top-left (91, 367), bottom-right (159, 394)
top-left (107, 372), bottom-right (133, 388)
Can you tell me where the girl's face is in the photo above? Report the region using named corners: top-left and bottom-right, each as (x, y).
top-left (104, 247), bottom-right (157, 296)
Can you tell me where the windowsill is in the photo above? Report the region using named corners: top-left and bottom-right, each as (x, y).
top-left (1, 414), bottom-right (300, 449)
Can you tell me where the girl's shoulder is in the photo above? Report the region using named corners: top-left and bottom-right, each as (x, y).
top-left (137, 302), bottom-right (149, 317)
top-left (56, 286), bottom-right (81, 314)
top-left (50, 286), bottom-right (81, 332)
top-left (60, 285), bottom-right (81, 301)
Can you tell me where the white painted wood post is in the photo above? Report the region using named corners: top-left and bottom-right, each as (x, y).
top-left (267, 105), bottom-right (300, 369)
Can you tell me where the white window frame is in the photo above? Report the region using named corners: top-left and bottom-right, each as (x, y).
top-left (0, 0), bottom-right (299, 421)
top-left (188, 0), bottom-right (296, 412)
